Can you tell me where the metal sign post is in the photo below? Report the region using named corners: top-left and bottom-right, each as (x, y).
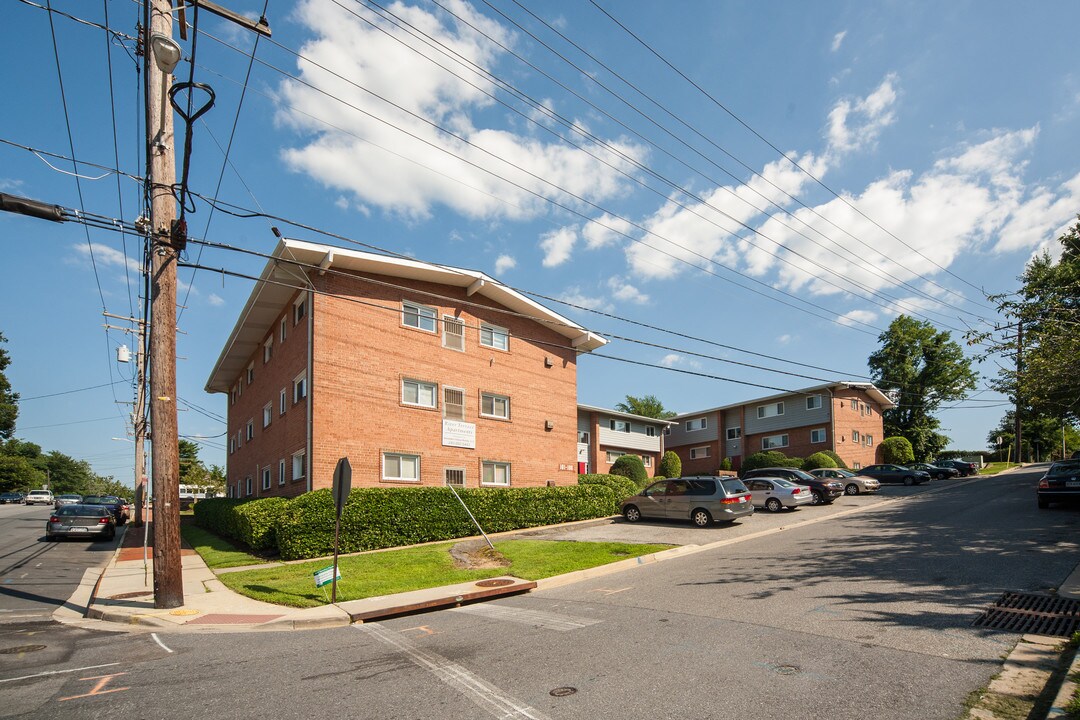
top-left (330, 457), bottom-right (351, 604)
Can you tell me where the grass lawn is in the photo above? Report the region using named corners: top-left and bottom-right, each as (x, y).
top-left (180, 523), bottom-right (267, 569)
top-left (980, 462), bottom-right (1021, 475)
top-left (218, 539), bottom-right (673, 608)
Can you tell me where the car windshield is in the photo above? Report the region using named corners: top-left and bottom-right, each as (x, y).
top-left (57, 505), bottom-right (107, 517)
top-left (719, 479), bottom-right (748, 494)
top-left (82, 496), bottom-right (118, 505)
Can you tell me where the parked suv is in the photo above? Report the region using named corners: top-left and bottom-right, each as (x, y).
top-left (621, 476), bottom-right (754, 527)
top-left (741, 467), bottom-right (844, 505)
top-left (859, 464), bottom-right (932, 485)
top-left (24, 490), bottom-right (54, 506)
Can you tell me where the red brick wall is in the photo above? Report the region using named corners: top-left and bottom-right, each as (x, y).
top-left (830, 388), bottom-right (886, 468)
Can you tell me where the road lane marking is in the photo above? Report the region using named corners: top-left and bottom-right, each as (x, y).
top-left (451, 603), bottom-right (600, 631)
top-left (0, 663), bottom-right (120, 684)
top-left (356, 624), bottom-right (552, 720)
top-left (400, 625), bottom-right (440, 636)
top-left (586, 587), bottom-right (631, 596)
top-left (58, 673), bottom-right (129, 701)
top-left (151, 633), bottom-right (173, 653)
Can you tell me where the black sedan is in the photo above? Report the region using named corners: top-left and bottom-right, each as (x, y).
top-left (741, 467), bottom-right (844, 505)
top-left (0, 492), bottom-right (24, 504)
top-left (859, 464), bottom-right (932, 486)
top-left (1038, 460), bottom-right (1080, 509)
top-left (910, 463), bottom-right (960, 480)
top-left (934, 459), bottom-right (978, 477)
top-left (80, 495), bottom-right (130, 525)
top-left (46, 504), bottom-right (117, 541)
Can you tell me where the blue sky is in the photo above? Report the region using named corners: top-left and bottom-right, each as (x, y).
top-left (3, 0), bottom-right (1079, 481)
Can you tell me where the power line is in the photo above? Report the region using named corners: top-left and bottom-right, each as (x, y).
top-left (16, 380), bottom-right (129, 402)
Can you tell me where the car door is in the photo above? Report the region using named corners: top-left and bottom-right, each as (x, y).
top-left (638, 480), bottom-right (669, 519)
top-left (665, 480), bottom-right (691, 520)
top-left (746, 479), bottom-right (774, 507)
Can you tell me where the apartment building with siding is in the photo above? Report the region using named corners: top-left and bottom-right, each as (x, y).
top-left (205, 239), bottom-right (606, 498)
top-left (576, 405), bottom-right (676, 477)
top-left (665, 382), bottom-right (894, 473)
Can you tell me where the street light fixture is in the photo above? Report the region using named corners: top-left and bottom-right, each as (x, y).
top-left (150, 33), bottom-right (182, 74)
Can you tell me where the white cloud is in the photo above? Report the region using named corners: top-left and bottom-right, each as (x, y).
top-left (494, 254), bottom-right (516, 275)
top-left (540, 226), bottom-right (577, 267)
top-left (558, 287), bottom-right (612, 313)
top-left (607, 277), bottom-right (650, 304)
top-left (659, 353), bottom-right (681, 367)
top-left (777, 334), bottom-right (792, 345)
top-left (277, 0), bottom-right (645, 221)
top-left (71, 242), bottom-right (142, 275)
top-left (826, 74), bottom-right (899, 156)
top-left (208, 293), bottom-right (225, 307)
top-left (830, 30), bottom-right (847, 53)
top-left (837, 309), bottom-right (878, 327)
top-left (582, 214), bottom-right (634, 249)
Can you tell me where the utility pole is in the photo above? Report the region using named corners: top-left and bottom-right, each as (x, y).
top-left (1014, 320), bottom-right (1023, 466)
top-left (146, 0), bottom-right (183, 609)
top-left (134, 331), bottom-right (148, 527)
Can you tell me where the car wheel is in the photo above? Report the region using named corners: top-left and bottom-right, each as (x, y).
top-left (845, 483), bottom-right (860, 496)
top-left (623, 505), bottom-right (642, 523)
top-left (903, 476), bottom-right (915, 486)
top-left (691, 508), bottom-right (713, 527)
top-left (1038, 496), bottom-right (1050, 509)
top-left (810, 490), bottom-right (823, 505)
top-left (765, 498), bottom-right (782, 513)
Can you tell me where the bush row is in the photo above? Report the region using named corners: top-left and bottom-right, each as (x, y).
top-left (739, 449), bottom-right (848, 474)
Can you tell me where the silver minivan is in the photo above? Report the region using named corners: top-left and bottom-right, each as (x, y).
top-left (621, 476), bottom-right (754, 527)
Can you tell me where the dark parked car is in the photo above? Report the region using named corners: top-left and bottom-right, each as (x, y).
top-left (933, 459), bottom-right (978, 477)
top-left (1037, 460), bottom-right (1080, 509)
top-left (80, 495), bottom-right (130, 525)
top-left (0, 492), bottom-right (24, 504)
top-left (909, 463), bottom-right (960, 480)
top-left (859, 464), bottom-right (932, 485)
top-left (741, 467), bottom-right (844, 505)
top-left (621, 476), bottom-right (754, 527)
top-left (46, 504), bottom-right (116, 541)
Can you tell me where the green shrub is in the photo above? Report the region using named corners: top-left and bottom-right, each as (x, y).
top-left (881, 436), bottom-right (915, 464)
top-left (821, 450), bottom-right (848, 469)
top-left (802, 452), bottom-right (837, 471)
top-left (719, 457), bottom-right (732, 471)
top-left (234, 497), bottom-right (290, 550)
top-left (275, 485), bottom-right (617, 561)
top-left (609, 455), bottom-right (648, 486)
top-left (579, 474), bottom-right (639, 510)
top-left (657, 451), bottom-right (682, 479)
top-left (740, 451), bottom-right (803, 474)
top-left (193, 498), bottom-right (247, 541)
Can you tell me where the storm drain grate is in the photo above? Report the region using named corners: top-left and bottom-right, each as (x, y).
top-left (972, 592), bottom-right (1080, 637)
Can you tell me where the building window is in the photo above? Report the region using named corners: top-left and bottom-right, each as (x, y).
top-left (444, 468), bottom-right (465, 488)
top-left (577, 431), bottom-right (590, 444)
top-left (646, 426), bottom-right (656, 437)
top-left (610, 419), bottom-right (631, 433)
top-left (245, 476), bottom-right (252, 496)
top-left (853, 461), bottom-right (862, 470)
top-left (864, 404), bottom-right (873, 416)
top-left (811, 428), bottom-right (826, 444)
top-left (685, 417), bottom-right (707, 432)
top-left (280, 388), bottom-right (287, 415)
top-left (726, 427), bottom-right (742, 440)
top-left (236, 430), bottom-right (242, 449)
top-left (245, 419), bottom-right (254, 441)
top-left (293, 372), bottom-right (307, 404)
top-left (292, 450), bottom-right (306, 480)
top-left (480, 323), bottom-right (509, 351)
top-left (642, 455), bottom-right (652, 467)
top-left (806, 395), bottom-right (822, 410)
top-left (246, 363), bottom-right (255, 385)
top-left (606, 450), bottom-right (625, 464)
top-left (852, 430), bottom-right (861, 443)
top-left (230, 385), bottom-right (239, 405)
top-left (402, 301), bottom-right (437, 332)
top-left (443, 387), bottom-right (465, 420)
top-left (689, 446), bottom-right (710, 460)
top-left (850, 399), bottom-right (858, 410)
top-left (864, 434), bottom-right (874, 446)
top-left (481, 461), bottom-right (510, 486)
top-left (262, 402), bottom-right (272, 428)
top-left (762, 434), bottom-right (789, 450)
top-left (280, 317), bottom-right (287, 343)
top-left (442, 316), bottom-right (465, 351)
top-left (278, 459), bottom-right (286, 486)
top-left (383, 452), bottom-right (420, 482)
top-left (293, 296), bottom-right (306, 325)
top-left (263, 337), bottom-right (273, 364)
top-left (402, 379), bottom-right (437, 408)
top-left (757, 402), bottom-right (784, 419)
top-left (228, 436), bottom-right (235, 454)
top-left (480, 392), bottom-right (510, 419)
top-left (663, 427), bottom-right (670, 435)
top-left (262, 467), bottom-right (271, 491)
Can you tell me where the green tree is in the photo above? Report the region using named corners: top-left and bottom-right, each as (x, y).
top-left (880, 436), bottom-right (915, 464)
top-left (987, 411), bottom-right (1079, 462)
top-left (868, 315), bottom-right (978, 461)
top-left (657, 450), bottom-right (682, 479)
top-left (609, 455), bottom-right (648, 487)
top-left (802, 452), bottom-right (837, 471)
top-left (0, 332), bottom-right (18, 439)
top-left (0, 455), bottom-right (46, 493)
top-left (614, 394), bottom-right (676, 419)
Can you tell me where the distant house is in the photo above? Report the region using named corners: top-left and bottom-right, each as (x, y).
top-left (205, 239), bottom-right (606, 498)
top-left (664, 382), bottom-right (895, 472)
top-left (576, 405), bottom-right (676, 477)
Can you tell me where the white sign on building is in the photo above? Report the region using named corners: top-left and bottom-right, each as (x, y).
top-left (442, 420), bottom-right (476, 449)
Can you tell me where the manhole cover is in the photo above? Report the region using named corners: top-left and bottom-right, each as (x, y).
top-left (0, 645), bottom-right (46, 654)
top-left (775, 664), bottom-right (800, 675)
top-left (475, 579), bottom-right (515, 588)
top-left (973, 592), bottom-right (1080, 637)
top-left (549, 687), bottom-right (577, 697)
top-left (108, 591), bottom-right (153, 600)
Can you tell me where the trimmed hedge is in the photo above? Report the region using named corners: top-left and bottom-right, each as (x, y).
top-left (881, 436), bottom-right (915, 464)
top-left (740, 451), bottom-right (803, 473)
top-left (235, 497), bottom-right (290, 550)
top-left (275, 485), bottom-right (616, 561)
top-left (821, 450), bottom-right (848, 469)
top-left (802, 452), bottom-right (837, 471)
top-left (609, 455), bottom-right (648, 487)
top-left (657, 451), bottom-right (682, 479)
top-left (193, 498), bottom-right (246, 541)
top-left (579, 473), bottom-right (639, 509)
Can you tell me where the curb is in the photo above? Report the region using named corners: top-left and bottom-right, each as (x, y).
top-left (1047, 644), bottom-right (1080, 718)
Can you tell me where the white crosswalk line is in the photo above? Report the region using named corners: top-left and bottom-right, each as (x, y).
top-left (450, 603), bottom-right (601, 631)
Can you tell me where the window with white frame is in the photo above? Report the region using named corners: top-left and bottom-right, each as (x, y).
top-left (402, 301), bottom-right (437, 332)
top-left (293, 296), bottom-right (306, 325)
top-left (280, 317), bottom-right (287, 343)
top-left (864, 434), bottom-right (874, 446)
top-left (402, 379), bottom-right (437, 408)
top-left (606, 450), bottom-right (625, 464)
top-left (757, 402), bottom-right (784, 419)
top-left (852, 430), bottom-right (861, 443)
top-left (689, 446), bottom-right (710, 459)
top-left (292, 450), bottom-right (306, 480)
top-left (246, 419), bottom-right (254, 441)
top-left (443, 387), bottom-right (465, 420)
top-left (853, 461), bottom-right (862, 470)
top-left (263, 337), bottom-right (273, 364)
top-left (685, 417), bottom-right (708, 432)
top-left (236, 430), bottom-right (242, 449)
top-left (262, 402), bottom-right (272, 428)
top-left (481, 461), bottom-right (510, 486)
top-left (230, 385), bottom-right (238, 405)
top-left (806, 395), bottom-right (822, 410)
top-left (262, 467), bottom-right (271, 490)
top-left (383, 452), bottom-right (420, 482)
top-left (442, 316), bottom-right (465, 351)
top-left (610, 419), bottom-right (631, 433)
top-left (278, 459), bottom-right (286, 486)
top-left (444, 467), bottom-right (465, 487)
top-left (279, 388), bottom-right (287, 415)
top-left (646, 426), bottom-right (656, 437)
top-left (850, 399), bottom-right (858, 410)
top-left (642, 455), bottom-right (652, 467)
top-left (246, 363), bottom-right (255, 385)
top-left (293, 372), bottom-right (307, 404)
top-left (726, 426), bottom-right (742, 440)
top-left (480, 323), bottom-right (509, 351)
top-left (762, 434), bottom-right (789, 450)
top-left (228, 436), bottom-right (235, 454)
top-left (480, 392), bottom-right (510, 419)
top-left (245, 476), bottom-right (252, 496)
top-left (577, 430), bottom-right (590, 444)
top-left (864, 404), bottom-right (873, 416)
top-left (811, 428), bottom-right (827, 444)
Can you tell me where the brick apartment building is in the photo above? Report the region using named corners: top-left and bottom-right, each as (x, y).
top-left (576, 405), bottom-right (676, 477)
top-left (205, 239), bottom-right (606, 498)
top-left (664, 382), bottom-right (895, 473)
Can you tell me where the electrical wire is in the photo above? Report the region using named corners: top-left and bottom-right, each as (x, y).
top-left (16, 380), bottom-right (129, 402)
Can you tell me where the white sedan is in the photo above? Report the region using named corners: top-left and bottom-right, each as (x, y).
top-left (809, 468), bottom-right (881, 496)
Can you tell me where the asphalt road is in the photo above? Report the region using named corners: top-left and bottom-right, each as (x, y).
top-left (4, 466), bottom-right (1078, 720)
